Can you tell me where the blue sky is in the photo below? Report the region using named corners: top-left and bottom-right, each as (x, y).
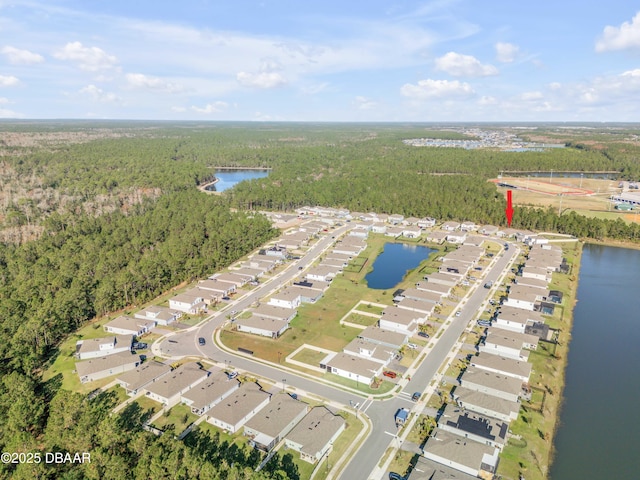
top-left (2, 0), bottom-right (640, 121)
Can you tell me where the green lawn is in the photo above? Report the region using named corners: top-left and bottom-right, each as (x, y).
top-left (134, 395), bottom-right (162, 417)
top-left (291, 348), bottom-right (329, 366)
top-left (343, 312), bottom-right (378, 326)
top-left (151, 403), bottom-right (199, 433)
top-left (323, 372), bottom-right (395, 395)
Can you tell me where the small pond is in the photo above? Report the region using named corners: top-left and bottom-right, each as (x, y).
top-left (365, 243), bottom-right (436, 290)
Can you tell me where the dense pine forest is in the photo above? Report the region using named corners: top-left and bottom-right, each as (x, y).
top-left (0, 121), bottom-right (639, 479)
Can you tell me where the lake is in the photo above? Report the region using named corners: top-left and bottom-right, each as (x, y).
top-left (208, 169), bottom-right (270, 192)
top-left (549, 244), bottom-right (640, 479)
top-left (365, 243), bottom-right (435, 290)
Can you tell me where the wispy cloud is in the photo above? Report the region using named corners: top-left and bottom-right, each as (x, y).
top-left (495, 42), bottom-right (519, 63)
top-left (236, 71), bottom-right (287, 89)
top-left (79, 84), bottom-right (119, 102)
top-left (191, 101), bottom-right (228, 114)
top-left (1, 46), bottom-right (44, 65)
top-left (125, 73), bottom-right (184, 93)
top-left (401, 79), bottom-right (475, 100)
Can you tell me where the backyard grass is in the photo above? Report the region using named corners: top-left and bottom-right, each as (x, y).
top-left (291, 347), bottom-right (329, 366)
top-left (323, 372), bottom-right (395, 395)
top-left (133, 395), bottom-right (162, 417)
top-left (344, 312), bottom-right (378, 326)
top-left (151, 403), bottom-right (199, 433)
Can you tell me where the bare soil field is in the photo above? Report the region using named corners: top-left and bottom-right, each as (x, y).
top-left (491, 177), bottom-right (639, 223)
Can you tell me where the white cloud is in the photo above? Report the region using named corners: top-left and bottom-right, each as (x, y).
top-left (596, 12), bottom-right (640, 52)
top-left (126, 73), bottom-right (183, 93)
top-left (495, 42), bottom-right (519, 63)
top-left (0, 75), bottom-right (20, 87)
top-left (236, 71), bottom-right (287, 89)
top-left (0, 97), bottom-right (9, 104)
top-left (400, 79), bottom-right (475, 100)
top-left (520, 91), bottom-right (544, 101)
top-left (1, 46), bottom-right (44, 65)
top-left (478, 95), bottom-right (497, 105)
top-left (548, 82), bottom-right (562, 90)
top-left (191, 101), bottom-right (228, 114)
top-left (171, 106), bottom-right (187, 112)
top-left (435, 52), bottom-right (498, 77)
top-left (352, 96), bottom-right (376, 110)
top-left (79, 84), bottom-right (119, 102)
top-left (621, 68), bottom-right (640, 77)
top-left (0, 108), bottom-right (20, 118)
top-left (53, 41), bottom-right (118, 71)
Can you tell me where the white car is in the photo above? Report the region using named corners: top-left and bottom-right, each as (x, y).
top-left (455, 311), bottom-right (462, 317)
top-left (407, 343), bottom-right (418, 350)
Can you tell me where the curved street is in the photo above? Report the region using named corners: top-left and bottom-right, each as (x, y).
top-left (151, 231), bottom-right (520, 480)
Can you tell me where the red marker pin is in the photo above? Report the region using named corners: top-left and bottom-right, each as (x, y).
top-left (505, 190), bottom-right (514, 227)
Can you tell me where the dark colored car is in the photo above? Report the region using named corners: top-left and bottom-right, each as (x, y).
top-left (412, 392), bottom-right (421, 402)
top-left (389, 473), bottom-right (405, 480)
top-left (132, 342), bottom-right (147, 350)
top-left (418, 331), bottom-right (429, 338)
top-left (198, 337), bottom-right (206, 346)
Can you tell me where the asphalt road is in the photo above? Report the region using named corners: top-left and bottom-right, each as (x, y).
top-left (153, 235), bottom-right (520, 480)
top-left (339, 243), bottom-right (519, 480)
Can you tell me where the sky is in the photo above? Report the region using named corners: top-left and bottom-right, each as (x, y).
top-left (2, 0), bottom-right (640, 122)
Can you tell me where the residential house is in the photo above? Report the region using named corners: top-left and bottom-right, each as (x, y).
top-left (268, 288), bottom-right (302, 309)
top-left (235, 316), bottom-right (289, 339)
top-left (441, 221), bottom-right (461, 231)
top-left (209, 272), bottom-right (250, 288)
top-left (521, 266), bottom-right (551, 283)
top-left (384, 226), bottom-right (404, 237)
top-left (402, 226), bottom-right (422, 238)
top-left (324, 352), bottom-right (384, 385)
top-left (388, 214), bottom-right (405, 224)
top-left (244, 393), bottom-right (309, 452)
top-left (438, 404), bottom-right (508, 449)
top-left (514, 276), bottom-right (550, 290)
top-left (470, 352), bottom-right (532, 382)
top-left (306, 265), bottom-right (338, 282)
top-left (104, 316), bottom-right (156, 336)
top-left (75, 334), bottom-right (133, 360)
top-left (76, 352), bottom-right (141, 384)
top-left (205, 382), bottom-right (271, 434)
top-left (421, 428), bottom-right (500, 478)
top-left (145, 362), bottom-right (209, 407)
top-left (181, 370), bottom-right (241, 415)
top-left (423, 272), bottom-right (461, 287)
top-left (425, 231), bottom-right (448, 244)
top-left (398, 288), bottom-right (443, 306)
top-left (417, 217), bottom-right (436, 228)
top-left (198, 278), bottom-right (237, 296)
top-left (445, 231), bottom-right (467, 243)
top-left (396, 297), bottom-right (435, 316)
top-left (480, 329), bottom-right (538, 361)
top-left (358, 326), bottom-right (408, 350)
top-left (503, 290), bottom-right (540, 312)
top-left (463, 235), bottom-right (485, 247)
top-left (479, 225), bottom-right (499, 236)
top-left (451, 386), bottom-right (520, 423)
top-left (251, 304), bottom-right (297, 323)
top-left (342, 338), bottom-right (395, 366)
top-left (134, 305), bottom-right (182, 326)
top-left (233, 267), bottom-right (264, 280)
top-left (438, 260), bottom-right (470, 276)
top-left (379, 306), bottom-right (423, 335)
top-left (415, 281), bottom-right (451, 298)
top-left (371, 222), bottom-right (387, 234)
top-left (168, 291), bottom-right (206, 314)
top-left (284, 407), bottom-right (346, 464)
top-left (116, 360), bottom-right (172, 396)
top-left (460, 367), bottom-right (523, 403)
top-left (494, 306), bottom-right (545, 334)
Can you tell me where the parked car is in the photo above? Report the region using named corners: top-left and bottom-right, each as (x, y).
top-left (389, 473), bottom-right (405, 480)
top-left (412, 392), bottom-right (421, 402)
top-left (226, 371), bottom-right (238, 380)
top-left (418, 331), bottom-right (429, 338)
top-left (289, 393), bottom-right (298, 400)
top-left (477, 320), bottom-right (492, 327)
top-left (298, 266), bottom-right (304, 270)
top-left (222, 296), bottom-right (230, 301)
top-left (407, 343), bottom-right (418, 350)
top-left (198, 337), bottom-right (206, 346)
top-left (383, 371), bottom-right (397, 379)
top-left (132, 342), bottom-right (147, 350)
